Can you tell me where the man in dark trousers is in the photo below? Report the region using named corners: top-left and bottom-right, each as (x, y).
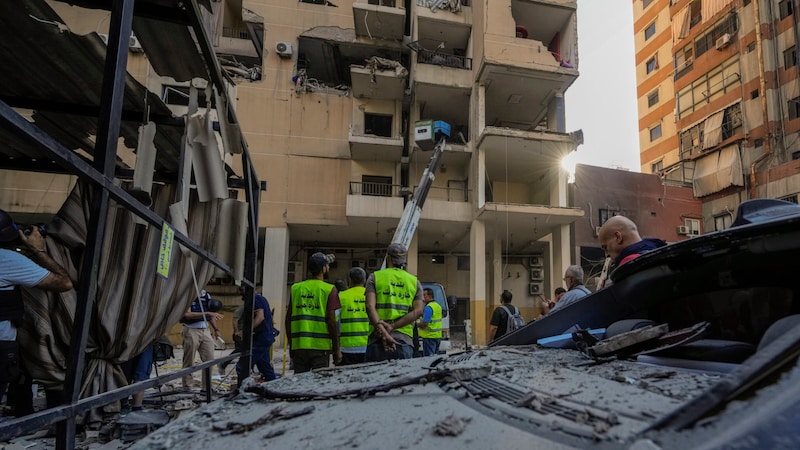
top-left (0, 209), bottom-right (73, 416)
top-left (286, 252), bottom-right (341, 372)
top-left (488, 290), bottom-right (518, 342)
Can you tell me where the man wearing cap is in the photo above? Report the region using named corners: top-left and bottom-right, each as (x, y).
top-left (286, 252), bottom-right (342, 372)
top-left (338, 267), bottom-right (369, 365)
top-left (0, 208), bottom-right (73, 416)
top-left (365, 243), bottom-right (424, 361)
top-left (180, 289), bottom-right (223, 389)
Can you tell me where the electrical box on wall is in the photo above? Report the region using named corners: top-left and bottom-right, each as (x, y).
top-left (528, 255), bottom-right (543, 267)
top-left (530, 268), bottom-right (544, 281)
top-left (529, 282), bottom-right (543, 295)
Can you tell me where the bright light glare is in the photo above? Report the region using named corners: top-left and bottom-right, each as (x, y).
top-left (561, 152), bottom-right (577, 183)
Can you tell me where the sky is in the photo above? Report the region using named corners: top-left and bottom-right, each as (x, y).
top-left (564, 0), bottom-right (641, 173)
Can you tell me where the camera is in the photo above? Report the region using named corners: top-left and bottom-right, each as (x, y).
top-left (22, 224), bottom-right (47, 238)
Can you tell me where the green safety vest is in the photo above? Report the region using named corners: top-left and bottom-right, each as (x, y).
top-left (418, 301), bottom-right (442, 339)
top-left (290, 279), bottom-right (334, 350)
top-left (374, 268), bottom-right (418, 338)
top-left (338, 286), bottom-right (370, 349)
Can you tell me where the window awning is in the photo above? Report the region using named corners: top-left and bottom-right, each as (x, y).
top-left (702, 0), bottom-right (735, 24)
top-left (703, 110), bottom-right (725, 149)
top-left (692, 144), bottom-right (744, 197)
top-left (673, 6), bottom-right (691, 42)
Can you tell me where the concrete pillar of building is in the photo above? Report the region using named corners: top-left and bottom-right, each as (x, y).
top-left (263, 227), bottom-right (290, 330)
top-left (551, 224), bottom-right (571, 293)
top-left (469, 219), bottom-right (487, 346)
top-left (476, 83), bottom-right (486, 136)
top-left (551, 162), bottom-right (569, 207)
top-left (490, 237), bottom-right (502, 311)
top-left (547, 92), bottom-right (566, 133)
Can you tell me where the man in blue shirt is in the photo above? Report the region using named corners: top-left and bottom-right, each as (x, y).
top-left (236, 293), bottom-right (276, 382)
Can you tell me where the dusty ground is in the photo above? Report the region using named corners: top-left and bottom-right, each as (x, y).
top-left (1, 345), bottom-right (293, 449)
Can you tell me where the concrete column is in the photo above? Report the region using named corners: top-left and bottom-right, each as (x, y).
top-left (469, 219), bottom-right (486, 346)
top-left (550, 161), bottom-right (569, 207)
top-left (547, 92), bottom-right (566, 133)
top-left (263, 227), bottom-right (290, 329)
top-left (551, 224), bottom-right (571, 292)
top-left (491, 238), bottom-right (502, 310)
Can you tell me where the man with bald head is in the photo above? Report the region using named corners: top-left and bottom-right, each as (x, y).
top-left (597, 216), bottom-right (666, 267)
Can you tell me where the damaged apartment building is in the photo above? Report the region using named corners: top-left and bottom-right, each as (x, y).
top-left (254, 0), bottom-right (584, 344)
top-left (634, 0), bottom-right (800, 233)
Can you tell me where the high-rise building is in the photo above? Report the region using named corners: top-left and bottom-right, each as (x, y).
top-left (633, 0), bottom-right (800, 234)
top-left (248, 0), bottom-right (583, 343)
top-left (0, 0), bottom-right (584, 345)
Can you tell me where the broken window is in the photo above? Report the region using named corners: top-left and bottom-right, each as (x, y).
top-left (364, 113), bottom-right (393, 137)
top-left (646, 55), bottom-right (658, 74)
top-left (162, 85), bottom-right (212, 107)
top-left (674, 45), bottom-right (694, 80)
top-left (780, 0), bottom-right (793, 19)
top-left (789, 97), bottom-right (800, 120)
top-left (651, 160), bottom-right (663, 173)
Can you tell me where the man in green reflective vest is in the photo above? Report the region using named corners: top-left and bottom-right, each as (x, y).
top-left (417, 288), bottom-right (442, 356)
top-left (285, 252), bottom-right (342, 373)
top-left (365, 243), bottom-right (424, 361)
top-left (338, 267), bottom-right (369, 365)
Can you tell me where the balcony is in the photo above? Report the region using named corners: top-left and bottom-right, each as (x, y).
top-left (353, 0), bottom-right (406, 41)
top-left (350, 59), bottom-right (408, 100)
top-left (346, 181), bottom-right (405, 219)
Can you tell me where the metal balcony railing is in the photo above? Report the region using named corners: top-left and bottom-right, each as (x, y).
top-left (417, 49), bottom-right (472, 70)
top-left (413, 185), bottom-right (470, 202)
top-left (349, 182), bottom-right (401, 197)
top-left (222, 27), bottom-right (250, 39)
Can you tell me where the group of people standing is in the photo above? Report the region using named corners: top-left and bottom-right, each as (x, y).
top-left (284, 242), bottom-right (444, 373)
top-left (489, 215), bottom-right (667, 342)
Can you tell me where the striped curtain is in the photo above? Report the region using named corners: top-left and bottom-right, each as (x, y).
top-left (18, 180), bottom-right (225, 422)
top-left (702, 0), bottom-right (735, 23)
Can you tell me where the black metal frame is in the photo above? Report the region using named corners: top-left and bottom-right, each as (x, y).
top-left (0, 0), bottom-right (262, 448)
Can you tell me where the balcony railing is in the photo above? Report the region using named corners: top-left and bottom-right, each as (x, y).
top-left (222, 27), bottom-right (250, 39)
top-left (349, 182), bottom-right (401, 197)
top-left (413, 184), bottom-right (469, 202)
top-left (417, 49), bottom-right (472, 70)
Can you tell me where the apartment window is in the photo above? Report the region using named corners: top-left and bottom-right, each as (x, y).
top-left (743, 0), bottom-right (751, 5)
top-left (789, 97), bottom-right (800, 120)
top-left (364, 113), bottom-right (393, 137)
top-left (689, 1), bottom-right (702, 28)
top-left (645, 23), bottom-right (656, 41)
top-left (674, 45), bottom-right (694, 80)
top-left (643, 0), bottom-right (654, 9)
top-left (747, 42), bottom-right (756, 53)
top-left (651, 160), bottom-right (664, 173)
top-left (751, 89), bottom-right (759, 99)
top-left (647, 90), bottom-right (659, 107)
top-left (646, 55), bottom-right (658, 74)
top-left (685, 218), bottom-right (701, 236)
top-left (361, 175), bottom-right (392, 197)
top-left (785, 46), bottom-right (798, 68)
top-left (676, 58), bottom-right (741, 118)
top-left (161, 84), bottom-right (211, 106)
top-left (780, 0), bottom-right (793, 19)
top-left (713, 213), bottom-right (732, 231)
top-left (650, 124), bottom-right (662, 141)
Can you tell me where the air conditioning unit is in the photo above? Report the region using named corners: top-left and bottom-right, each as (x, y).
top-left (129, 35), bottom-right (144, 53)
top-left (529, 282), bottom-right (543, 296)
top-left (275, 41), bottom-right (293, 58)
top-left (287, 261), bottom-right (304, 284)
top-left (530, 268), bottom-right (544, 281)
top-left (715, 33), bottom-right (731, 50)
top-left (528, 255), bottom-right (542, 268)
top-left (677, 225), bottom-right (690, 235)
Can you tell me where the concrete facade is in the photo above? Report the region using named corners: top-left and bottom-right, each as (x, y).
top-left (0, 0), bottom-right (585, 347)
top-left (633, 0), bottom-right (800, 233)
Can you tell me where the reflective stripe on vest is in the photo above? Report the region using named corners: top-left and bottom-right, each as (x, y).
top-left (418, 301), bottom-right (442, 339)
top-left (290, 279), bottom-right (333, 350)
top-left (374, 268), bottom-right (417, 338)
top-left (338, 286), bottom-right (370, 349)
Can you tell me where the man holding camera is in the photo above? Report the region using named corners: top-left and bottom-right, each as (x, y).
top-left (0, 209), bottom-right (73, 416)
